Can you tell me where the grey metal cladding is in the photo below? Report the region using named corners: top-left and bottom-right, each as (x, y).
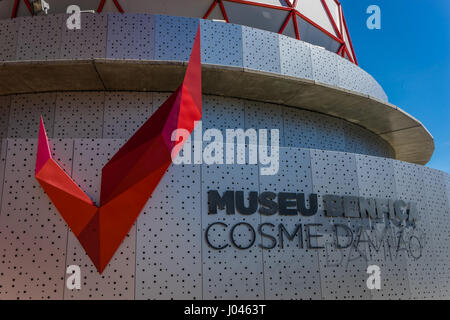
top-left (7, 93), bottom-right (56, 139)
top-left (310, 44), bottom-right (339, 87)
top-left (0, 140), bottom-right (7, 217)
top-left (244, 99), bottom-right (284, 146)
top-left (356, 155), bottom-right (411, 299)
top-left (202, 95), bottom-right (245, 134)
top-left (284, 108), bottom-right (319, 149)
top-left (310, 149), bottom-right (371, 300)
top-left (103, 92), bottom-right (154, 139)
top-left (242, 26), bottom-right (281, 74)
top-left (0, 139), bottom-right (71, 300)
top-left (1, 14), bottom-right (388, 101)
top-left (422, 167), bottom-right (450, 298)
top-left (16, 15), bottom-right (63, 61)
top-left (0, 18), bottom-right (18, 61)
top-left (337, 57), bottom-right (387, 102)
top-left (107, 13), bottom-right (155, 60)
top-left (154, 15), bottom-right (198, 61)
top-left (136, 161), bottom-right (202, 300)
top-left (279, 34), bottom-right (313, 79)
top-left (200, 19), bottom-right (243, 67)
top-left (53, 92), bottom-right (105, 139)
top-left (260, 147), bottom-right (321, 300)
top-left (446, 173), bottom-right (450, 217)
top-left (343, 121), bottom-right (394, 158)
top-left (356, 155), bottom-right (396, 200)
top-left (65, 139), bottom-right (135, 300)
top-left (394, 161), bottom-right (441, 299)
top-left (0, 96), bottom-right (10, 138)
top-left (61, 13), bottom-right (108, 59)
top-left (201, 150), bottom-right (263, 299)
top-left (313, 114), bottom-right (345, 152)
top-left (310, 149), bottom-right (359, 200)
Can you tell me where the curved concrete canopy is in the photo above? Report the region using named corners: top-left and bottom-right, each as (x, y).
top-left (0, 59), bottom-right (434, 165)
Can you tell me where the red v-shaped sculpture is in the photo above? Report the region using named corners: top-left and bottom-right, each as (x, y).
top-left (35, 26), bottom-right (202, 274)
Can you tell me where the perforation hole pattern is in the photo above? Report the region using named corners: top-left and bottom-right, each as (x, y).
top-left (310, 45), bottom-right (339, 86)
top-left (260, 148), bottom-right (321, 300)
top-left (54, 92), bottom-right (105, 139)
top-left (0, 19), bottom-right (18, 61)
top-left (0, 91), bottom-right (448, 300)
top-left (60, 13), bottom-right (107, 59)
top-left (0, 14), bottom-right (387, 101)
top-left (279, 34), bottom-right (313, 79)
top-left (0, 139), bottom-right (72, 300)
top-left (16, 15), bottom-right (62, 61)
top-left (64, 139), bottom-right (135, 300)
top-left (200, 19), bottom-right (243, 67)
top-left (136, 162), bottom-right (202, 300)
top-left (242, 26), bottom-right (281, 73)
top-left (107, 13), bottom-right (155, 60)
top-left (154, 15), bottom-right (198, 61)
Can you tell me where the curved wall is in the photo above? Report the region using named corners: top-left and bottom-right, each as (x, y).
top-left (0, 13), bottom-right (448, 301)
top-left (0, 91), bottom-right (394, 158)
top-left (0, 91), bottom-right (449, 300)
top-left (0, 13), bottom-right (387, 101)
top-left (0, 130), bottom-right (449, 300)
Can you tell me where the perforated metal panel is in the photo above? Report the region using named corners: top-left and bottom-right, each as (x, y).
top-left (244, 100), bottom-right (284, 145)
top-left (53, 92), bottom-right (104, 139)
top-left (135, 162), bottom-right (202, 300)
top-left (154, 15), bottom-right (198, 61)
top-left (0, 139), bottom-right (6, 212)
top-left (421, 167), bottom-right (450, 298)
top-left (392, 160), bottom-right (437, 299)
top-left (310, 45), bottom-right (339, 86)
top-left (0, 95), bottom-right (10, 138)
top-left (64, 139), bottom-right (135, 299)
top-left (202, 95), bottom-right (245, 133)
top-left (338, 57), bottom-right (370, 94)
top-left (356, 155), bottom-right (411, 299)
top-left (310, 149), bottom-right (371, 300)
top-left (355, 154), bottom-right (395, 230)
top-left (136, 92), bottom-right (201, 299)
top-left (343, 122), bottom-right (394, 158)
top-left (393, 161), bottom-right (426, 208)
top-left (365, 73), bottom-right (388, 102)
top-left (8, 93), bottom-right (56, 138)
top-left (446, 173), bottom-right (450, 220)
top-left (16, 15), bottom-right (62, 61)
top-left (202, 152), bottom-right (263, 299)
top-left (283, 108), bottom-right (344, 152)
top-left (356, 155), bottom-right (396, 200)
top-left (0, 138), bottom-right (72, 299)
top-left (200, 19), bottom-right (243, 67)
top-left (337, 57), bottom-right (387, 101)
top-left (260, 147), bottom-right (321, 299)
top-left (1, 89), bottom-right (449, 300)
top-left (2, 14), bottom-right (388, 101)
top-left (107, 13), bottom-right (155, 60)
top-left (310, 149), bottom-right (360, 220)
top-left (242, 26), bottom-right (281, 73)
top-left (61, 13), bottom-right (107, 59)
top-left (103, 92), bottom-right (153, 139)
top-left (284, 108), bottom-right (318, 149)
top-left (0, 18), bottom-right (18, 61)
top-left (314, 114), bottom-right (345, 152)
top-left (152, 91), bottom-right (172, 112)
top-left (279, 35), bottom-right (313, 79)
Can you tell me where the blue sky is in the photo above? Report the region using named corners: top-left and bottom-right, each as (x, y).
top-left (340, 0), bottom-right (450, 173)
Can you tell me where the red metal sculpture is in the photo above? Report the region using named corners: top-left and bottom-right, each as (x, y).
top-left (35, 26), bottom-right (202, 273)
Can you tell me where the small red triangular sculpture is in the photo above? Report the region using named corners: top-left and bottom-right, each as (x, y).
top-left (35, 26), bottom-right (202, 273)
